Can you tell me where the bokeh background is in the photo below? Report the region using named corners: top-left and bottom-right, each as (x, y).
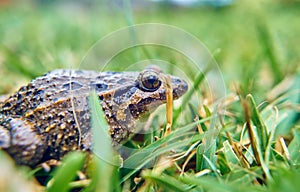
top-left (0, 0), bottom-right (299, 97)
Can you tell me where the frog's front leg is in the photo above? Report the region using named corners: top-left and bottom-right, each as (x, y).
top-left (0, 115), bottom-right (47, 167)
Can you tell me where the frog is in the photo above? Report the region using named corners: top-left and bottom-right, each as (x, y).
top-left (0, 66), bottom-right (188, 167)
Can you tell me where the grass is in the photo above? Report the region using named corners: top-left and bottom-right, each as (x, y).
top-left (0, 0), bottom-right (299, 191)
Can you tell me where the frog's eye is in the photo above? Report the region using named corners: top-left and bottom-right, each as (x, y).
top-left (139, 71), bottom-right (161, 92)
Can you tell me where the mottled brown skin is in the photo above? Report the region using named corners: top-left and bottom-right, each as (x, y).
top-left (0, 67), bottom-right (188, 167)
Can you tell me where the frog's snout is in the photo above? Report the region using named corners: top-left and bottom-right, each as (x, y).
top-left (171, 77), bottom-right (188, 99)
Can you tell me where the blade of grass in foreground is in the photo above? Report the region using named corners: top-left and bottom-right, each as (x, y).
top-left (88, 91), bottom-right (121, 192)
top-left (180, 175), bottom-right (266, 192)
top-left (247, 95), bottom-right (269, 155)
top-left (243, 95), bottom-right (272, 183)
top-left (288, 127), bottom-right (300, 165)
top-left (89, 90), bottom-right (113, 165)
top-left (47, 152), bottom-right (86, 192)
top-left (142, 170), bottom-right (195, 192)
top-left (196, 107), bottom-right (218, 172)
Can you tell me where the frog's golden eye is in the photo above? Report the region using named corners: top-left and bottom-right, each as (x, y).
top-left (139, 71), bottom-right (161, 92)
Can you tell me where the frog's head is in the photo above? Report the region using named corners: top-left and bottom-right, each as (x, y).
top-left (102, 66), bottom-right (188, 144)
top-left (128, 67), bottom-right (188, 119)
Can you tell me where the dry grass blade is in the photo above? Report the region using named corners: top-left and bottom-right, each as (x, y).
top-left (180, 150), bottom-right (196, 176)
top-left (241, 97), bottom-right (262, 166)
top-left (161, 74), bottom-right (173, 137)
top-left (225, 131), bottom-right (250, 168)
top-left (279, 137), bottom-right (291, 161)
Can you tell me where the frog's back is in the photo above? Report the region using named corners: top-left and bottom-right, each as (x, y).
top-left (0, 69), bottom-right (138, 116)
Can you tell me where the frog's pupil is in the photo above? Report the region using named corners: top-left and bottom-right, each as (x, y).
top-left (146, 75), bottom-right (157, 87)
top-left (141, 71), bottom-right (161, 91)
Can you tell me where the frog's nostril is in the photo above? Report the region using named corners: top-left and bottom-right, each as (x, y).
top-left (175, 78), bottom-right (182, 83)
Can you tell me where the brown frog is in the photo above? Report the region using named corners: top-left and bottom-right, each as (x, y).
top-left (0, 66), bottom-right (188, 167)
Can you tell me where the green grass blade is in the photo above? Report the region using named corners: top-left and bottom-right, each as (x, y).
top-left (142, 171), bottom-right (194, 192)
top-left (89, 90), bottom-right (113, 163)
top-left (222, 140), bottom-right (241, 169)
top-left (247, 94), bottom-right (269, 154)
top-left (180, 175), bottom-right (266, 192)
top-left (47, 152), bottom-right (86, 192)
top-left (288, 127), bottom-right (300, 165)
top-left (88, 91), bottom-right (121, 192)
top-left (269, 166), bottom-right (300, 192)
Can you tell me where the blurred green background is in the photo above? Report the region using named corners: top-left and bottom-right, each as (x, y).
top-left (0, 0), bottom-right (299, 96)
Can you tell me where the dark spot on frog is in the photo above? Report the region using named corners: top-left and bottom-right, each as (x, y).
top-left (90, 82), bottom-right (108, 92)
top-left (47, 115), bottom-right (53, 121)
top-left (62, 81), bottom-right (83, 90)
top-left (2, 102), bottom-right (11, 108)
top-left (35, 89), bottom-right (44, 95)
top-left (174, 78), bottom-right (182, 83)
top-left (19, 86), bottom-right (27, 92)
top-left (27, 83), bottom-right (35, 89)
top-left (58, 113), bottom-right (65, 120)
top-left (17, 93), bottom-right (22, 100)
top-left (26, 91), bottom-right (32, 96)
top-left (31, 103), bottom-right (37, 109)
top-left (27, 114), bottom-right (35, 119)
